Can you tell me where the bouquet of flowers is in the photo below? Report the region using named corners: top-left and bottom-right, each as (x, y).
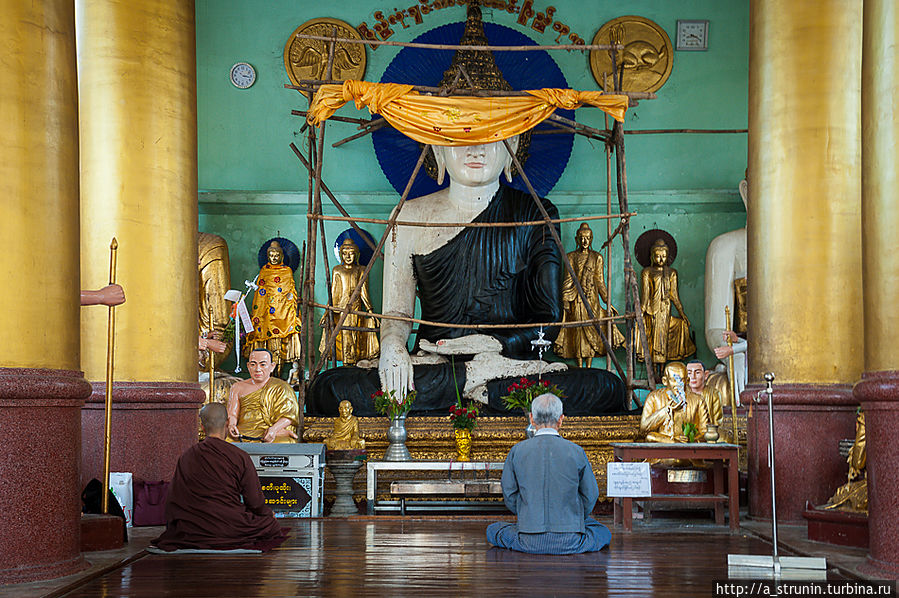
top-left (371, 389), bottom-right (416, 419)
top-left (500, 377), bottom-right (564, 414)
top-left (449, 401), bottom-right (480, 432)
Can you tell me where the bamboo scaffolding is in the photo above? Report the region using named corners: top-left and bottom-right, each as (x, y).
top-left (289, 142), bottom-right (382, 259)
top-left (293, 34), bottom-right (658, 400)
top-left (308, 212), bottom-right (635, 228)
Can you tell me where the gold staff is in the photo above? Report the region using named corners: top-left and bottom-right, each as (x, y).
top-left (724, 306), bottom-right (739, 446)
top-left (102, 238), bottom-right (118, 514)
top-left (207, 304), bottom-right (215, 401)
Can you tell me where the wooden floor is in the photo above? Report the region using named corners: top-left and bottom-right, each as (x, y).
top-left (53, 518), bottom-right (853, 598)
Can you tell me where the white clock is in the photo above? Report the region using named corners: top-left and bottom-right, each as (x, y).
top-left (230, 62), bottom-right (256, 89)
top-left (676, 20), bottom-right (709, 51)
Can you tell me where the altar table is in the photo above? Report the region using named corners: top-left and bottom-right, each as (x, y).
top-left (610, 442), bottom-right (740, 531)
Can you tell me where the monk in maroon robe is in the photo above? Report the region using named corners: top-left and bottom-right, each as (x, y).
top-left (152, 403), bottom-right (288, 552)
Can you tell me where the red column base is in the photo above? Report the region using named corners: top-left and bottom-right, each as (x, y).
top-left (855, 370), bottom-right (899, 580)
top-left (0, 368), bottom-right (90, 584)
top-left (744, 383), bottom-right (856, 522)
top-left (81, 381), bottom-right (205, 487)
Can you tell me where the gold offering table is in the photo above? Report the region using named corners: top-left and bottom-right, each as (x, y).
top-left (611, 442), bottom-right (740, 532)
top-left (367, 460), bottom-right (504, 515)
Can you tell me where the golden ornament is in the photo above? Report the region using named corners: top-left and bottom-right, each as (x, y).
top-left (589, 15), bottom-right (673, 93)
top-left (284, 18), bottom-right (366, 96)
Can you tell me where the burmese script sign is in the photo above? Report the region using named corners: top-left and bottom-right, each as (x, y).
top-left (260, 476), bottom-right (313, 517)
top-left (605, 461), bottom-right (651, 497)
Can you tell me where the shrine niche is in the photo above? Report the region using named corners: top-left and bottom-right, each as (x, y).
top-left (285, 2), bottom-right (665, 498)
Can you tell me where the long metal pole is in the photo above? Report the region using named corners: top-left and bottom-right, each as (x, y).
top-left (101, 237), bottom-right (118, 514)
top-left (764, 372), bottom-right (779, 565)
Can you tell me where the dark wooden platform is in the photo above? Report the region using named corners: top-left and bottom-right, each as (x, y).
top-left (53, 518), bottom-right (853, 597)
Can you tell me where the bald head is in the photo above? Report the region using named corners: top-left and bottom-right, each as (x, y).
top-left (200, 402), bottom-right (228, 438)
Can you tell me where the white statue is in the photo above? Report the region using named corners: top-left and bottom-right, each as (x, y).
top-left (704, 177), bottom-right (748, 400)
top-left (378, 137), bottom-right (565, 403)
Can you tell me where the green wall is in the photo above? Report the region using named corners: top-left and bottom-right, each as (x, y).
top-left (197, 0), bottom-right (748, 370)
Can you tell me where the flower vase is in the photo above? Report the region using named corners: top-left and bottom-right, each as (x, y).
top-left (704, 424), bottom-right (720, 443)
top-left (526, 421), bottom-right (537, 439)
top-left (454, 429), bottom-right (472, 461)
top-left (383, 414), bottom-right (412, 461)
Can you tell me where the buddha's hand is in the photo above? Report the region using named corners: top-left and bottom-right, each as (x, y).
top-left (419, 334), bottom-right (502, 355)
top-left (378, 342), bottom-right (415, 398)
top-left (264, 425), bottom-right (298, 443)
top-left (228, 418), bottom-right (240, 439)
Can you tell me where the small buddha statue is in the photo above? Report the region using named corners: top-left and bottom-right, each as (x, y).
top-left (636, 238), bottom-right (696, 365)
top-left (640, 361), bottom-right (709, 443)
top-left (244, 240), bottom-right (302, 374)
top-left (325, 400), bottom-right (366, 450)
top-left (820, 409), bottom-right (867, 513)
top-left (553, 223), bottom-right (625, 367)
top-left (319, 239), bottom-right (379, 366)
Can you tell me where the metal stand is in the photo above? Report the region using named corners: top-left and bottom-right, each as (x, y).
top-left (727, 373), bottom-right (827, 577)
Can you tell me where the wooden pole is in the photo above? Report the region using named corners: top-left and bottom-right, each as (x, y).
top-left (311, 144), bottom-right (431, 376)
top-left (501, 138), bottom-right (627, 383)
top-left (289, 143), bottom-right (382, 259)
top-left (287, 81), bottom-right (655, 100)
top-left (290, 32), bottom-right (623, 52)
top-left (101, 237), bottom-right (118, 514)
top-left (308, 212), bottom-right (635, 228)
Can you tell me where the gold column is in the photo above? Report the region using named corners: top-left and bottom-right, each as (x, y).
top-left (748, 0), bottom-right (863, 384)
top-left (862, 0), bottom-right (899, 370)
top-left (77, 0), bottom-right (198, 383)
top-left (0, 0), bottom-right (80, 369)
top-left (857, 0), bottom-right (899, 577)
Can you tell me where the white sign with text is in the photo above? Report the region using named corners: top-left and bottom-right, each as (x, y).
top-left (606, 462), bottom-right (652, 497)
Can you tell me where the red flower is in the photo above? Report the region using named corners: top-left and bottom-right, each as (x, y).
top-left (542, 380), bottom-right (550, 387)
top-left (461, 408), bottom-right (467, 416)
top-left (507, 385), bottom-right (514, 393)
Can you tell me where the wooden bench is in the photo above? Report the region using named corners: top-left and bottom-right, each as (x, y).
top-left (390, 479), bottom-right (503, 516)
top-left (366, 461), bottom-right (504, 514)
top-left (610, 442), bottom-right (740, 531)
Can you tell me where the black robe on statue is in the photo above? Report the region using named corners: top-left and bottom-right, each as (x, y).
top-left (308, 185), bottom-right (625, 417)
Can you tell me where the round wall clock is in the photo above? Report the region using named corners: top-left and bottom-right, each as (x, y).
top-left (230, 62), bottom-right (256, 89)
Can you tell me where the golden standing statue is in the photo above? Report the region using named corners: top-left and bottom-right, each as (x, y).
top-left (198, 232), bottom-right (233, 372)
top-left (324, 400), bottom-right (366, 451)
top-left (821, 409), bottom-right (867, 513)
top-left (319, 239), bottom-right (379, 366)
top-left (244, 240), bottom-right (302, 373)
top-left (636, 238), bottom-right (696, 364)
top-left (640, 361), bottom-right (710, 443)
top-left (554, 223), bottom-right (625, 367)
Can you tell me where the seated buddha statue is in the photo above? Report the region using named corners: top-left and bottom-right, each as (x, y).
top-left (640, 361), bottom-right (709, 443)
top-left (307, 137), bottom-right (624, 417)
top-left (325, 400), bottom-right (366, 451)
top-left (306, 9), bottom-right (624, 417)
top-left (820, 409), bottom-right (867, 513)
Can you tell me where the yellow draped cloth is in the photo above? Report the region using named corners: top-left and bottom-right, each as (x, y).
top-left (306, 80), bottom-right (629, 145)
top-left (234, 378), bottom-right (299, 443)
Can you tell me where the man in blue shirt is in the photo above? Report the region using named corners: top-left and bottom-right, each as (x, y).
top-left (486, 393), bottom-right (611, 554)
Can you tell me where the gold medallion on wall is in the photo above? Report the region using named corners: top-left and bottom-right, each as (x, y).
top-left (589, 16), bottom-right (673, 93)
top-left (284, 18), bottom-right (367, 95)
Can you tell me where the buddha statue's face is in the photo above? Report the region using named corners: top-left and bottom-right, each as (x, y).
top-left (338, 400), bottom-right (353, 419)
top-left (576, 229), bottom-right (593, 250)
top-left (437, 137), bottom-right (518, 187)
top-left (685, 362), bottom-right (706, 393)
top-left (340, 245), bottom-right (357, 266)
top-left (268, 246), bottom-right (284, 266)
top-left (651, 245), bottom-right (668, 267)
